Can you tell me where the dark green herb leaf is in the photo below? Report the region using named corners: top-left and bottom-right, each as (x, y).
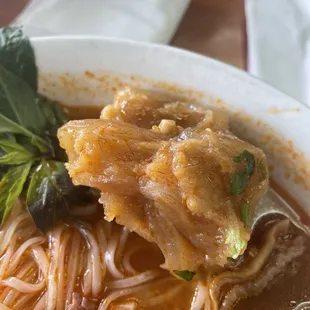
top-left (0, 27), bottom-right (37, 90)
top-left (231, 172), bottom-right (248, 195)
top-left (232, 150), bottom-right (255, 195)
top-left (240, 202), bottom-right (250, 227)
top-left (0, 138), bottom-right (29, 153)
top-left (37, 95), bottom-right (68, 161)
top-left (26, 160), bottom-right (89, 233)
top-left (0, 64), bottom-right (50, 135)
top-left (0, 139), bottom-right (34, 165)
top-left (38, 95), bottom-right (68, 135)
top-left (0, 162), bottom-right (32, 224)
top-left (233, 150), bottom-right (255, 176)
top-left (0, 27), bottom-right (88, 231)
top-left (173, 270), bottom-right (196, 282)
top-left (0, 113), bottom-right (49, 153)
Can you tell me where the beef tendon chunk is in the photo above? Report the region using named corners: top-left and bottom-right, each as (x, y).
top-left (58, 89), bottom-right (268, 273)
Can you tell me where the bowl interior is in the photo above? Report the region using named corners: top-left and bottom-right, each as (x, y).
top-left (32, 36), bottom-right (310, 214)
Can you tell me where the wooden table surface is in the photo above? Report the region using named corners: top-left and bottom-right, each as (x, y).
top-left (0, 0), bottom-right (247, 70)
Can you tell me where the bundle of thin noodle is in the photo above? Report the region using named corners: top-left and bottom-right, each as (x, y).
top-left (0, 201), bottom-right (186, 310)
top-left (58, 88), bottom-right (269, 273)
top-left (0, 201), bottom-right (305, 309)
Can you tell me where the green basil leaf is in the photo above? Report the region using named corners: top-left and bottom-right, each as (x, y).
top-left (0, 27), bottom-right (79, 231)
top-left (231, 172), bottom-right (248, 195)
top-left (38, 95), bottom-right (68, 134)
top-left (240, 202), bottom-right (250, 227)
top-left (0, 27), bottom-right (37, 90)
top-left (0, 138), bottom-right (30, 153)
top-left (0, 139), bottom-right (34, 165)
top-left (173, 270), bottom-right (196, 282)
top-left (0, 64), bottom-right (48, 135)
top-left (0, 162), bottom-right (32, 224)
top-left (27, 160), bottom-right (90, 233)
top-left (37, 95), bottom-right (68, 161)
top-left (0, 152), bottom-right (34, 165)
top-left (0, 113), bottom-right (49, 153)
top-left (0, 138), bottom-right (34, 165)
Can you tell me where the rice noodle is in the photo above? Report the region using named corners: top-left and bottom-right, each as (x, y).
top-left (0, 242), bottom-right (15, 280)
top-left (0, 261), bottom-right (35, 304)
top-left (32, 245), bottom-right (49, 279)
top-left (13, 292), bottom-right (37, 310)
top-left (190, 282), bottom-right (207, 310)
top-left (107, 269), bottom-right (164, 290)
top-left (209, 219), bottom-right (290, 310)
top-left (122, 245), bottom-right (143, 275)
top-left (66, 231), bottom-right (81, 307)
top-left (99, 278), bottom-right (174, 310)
top-left (33, 292), bottom-right (46, 310)
top-left (0, 200), bottom-right (300, 310)
top-left (95, 220), bottom-right (108, 278)
top-left (2, 274), bottom-right (37, 308)
top-left (56, 232), bottom-right (71, 310)
top-left (0, 201), bottom-right (22, 237)
top-left (0, 303), bottom-right (11, 310)
top-left (0, 214), bottom-right (28, 256)
top-left (143, 284), bottom-right (182, 307)
top-left (83, 252), bottom-right (93, 296)
top-left (294, 302), bottom-right (310, 310)
top-left (116, 227), bottom-right (129, 263)
top-left (6, 237), bottom-right (45, 275)
top-left (1, 278), bottom-right (45, 293)
top-left (46, 226), bottom-right (64, 310)
top-left (78, 227), bottom-right (102, 297)
top-left (115, 301), bottom-right (138, 310)
top-left (105, 231), bottom-right (125, 279)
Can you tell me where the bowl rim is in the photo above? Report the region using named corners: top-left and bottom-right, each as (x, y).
top-left (31, 35), bottom-right (310, 113)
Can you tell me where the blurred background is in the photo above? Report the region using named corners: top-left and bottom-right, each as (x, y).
top-left (0, 0), bottom-right (247, 69)
top-left (1, 0), bottom-right (308, 106)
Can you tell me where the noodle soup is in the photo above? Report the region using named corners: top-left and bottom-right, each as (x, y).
top-left (0, 27), bottom-right (310, 310)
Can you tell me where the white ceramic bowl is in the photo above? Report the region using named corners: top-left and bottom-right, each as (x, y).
top-left (32, 36), bottom-right (310, 213)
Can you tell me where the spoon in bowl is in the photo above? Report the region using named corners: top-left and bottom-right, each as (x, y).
top-left (252, 188), bottom-right (310, 235)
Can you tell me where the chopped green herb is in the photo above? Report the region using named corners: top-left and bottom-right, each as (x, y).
top-left (233, 150), bottom-right (255, 176)
top-left (225, 227), bottom-right (247, 259)
top-left (173, 270), bottom-right (196, 282)
top-left (231, 150), bottom-right (255, 195)
top-left (231, 172), bottom-right (248, 195)
top-left (240, 202), bottom-right (250, 227)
